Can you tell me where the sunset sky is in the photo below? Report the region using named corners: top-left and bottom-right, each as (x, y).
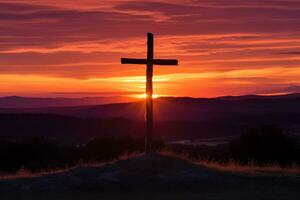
top-left (1, 0), bottom-right (300, 99)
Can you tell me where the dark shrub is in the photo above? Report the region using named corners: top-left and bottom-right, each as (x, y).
top-left (0, 138), bottom-right (79, 173)
top-left (0, 136), bottom-right (165, 174)
top-left (228, 125), bottom-right (299, 166)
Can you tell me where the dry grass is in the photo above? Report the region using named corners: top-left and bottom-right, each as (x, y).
top-left (160, 150), bottom-right (300, 176)
top-left (0, 166), bottom-right (76, 180)
top-left (0, 152), bottom-right (142, 180)
top-left (1, 150), bottom-right (299, 180)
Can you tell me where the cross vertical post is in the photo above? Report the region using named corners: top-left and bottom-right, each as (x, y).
top-left (121, 33), bottom-right (178, 154)
top-left (146, 33), bottom-right (153, 153)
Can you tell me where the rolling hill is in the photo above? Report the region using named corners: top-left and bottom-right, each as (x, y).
top-left (1, 93), bottom-right (300, 121)
top-left (0, 94), bottom-right (300, 143)
top-left (0, 96), bottom-right (136, 109)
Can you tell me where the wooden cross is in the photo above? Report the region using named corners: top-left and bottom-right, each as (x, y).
top-left (121, 33), bottom-right (178, 153)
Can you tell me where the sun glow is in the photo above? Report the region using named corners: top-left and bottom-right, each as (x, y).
top-left (136, 93), bottom-right (159, 99)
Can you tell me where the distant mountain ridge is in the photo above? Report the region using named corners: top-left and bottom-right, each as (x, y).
top-left (215, 93), bottom-right (300, 101)
top-left (1, 93), bottom-right (300, 121)
top-left (1, 93), bottom-right (300, 142)
top-left (1, 93), bottom-right (300, 109)
top-left (0, 96), bottom-right (136, 108)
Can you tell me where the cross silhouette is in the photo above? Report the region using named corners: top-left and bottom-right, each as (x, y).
top-left (121, 33), bottom-right (178, 153)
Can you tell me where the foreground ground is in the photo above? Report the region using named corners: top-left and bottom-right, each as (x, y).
top-left (0, 154), bottom-right (299, 200)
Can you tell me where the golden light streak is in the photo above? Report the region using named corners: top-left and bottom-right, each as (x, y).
top-left (2, 66), bottom-right (300, 98)
top-left (135, 93), bottom-right (160, 99)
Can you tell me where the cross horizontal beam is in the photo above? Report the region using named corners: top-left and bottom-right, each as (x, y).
top-left (121, 58), bottom-right (178, 66)
top-left (121, 58), bottom-right (147, 65)
top-left (154, 59), bottom-right (178, 65)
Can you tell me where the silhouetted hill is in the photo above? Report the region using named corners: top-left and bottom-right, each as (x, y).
top-left (0, 114), bottom-right (144, 144)
top-left (0, 96), bottom-right (135, 108)
top-left (1, 94), bottom-right (300, 142)
top-left (0, 113), bottom-right (247, 142)
top-left (216, 93), bottom-right (300, 101)
top-left (1, 113), bottom-right (300, 143)
top-left (2, 93), bottom-right (300, 121)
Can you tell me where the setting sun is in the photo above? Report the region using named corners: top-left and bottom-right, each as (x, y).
top-left (136, 93), bottom-right (159, 99)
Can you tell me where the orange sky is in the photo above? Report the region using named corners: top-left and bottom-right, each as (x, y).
top-left (1, 0), bottom-right (300, 99)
